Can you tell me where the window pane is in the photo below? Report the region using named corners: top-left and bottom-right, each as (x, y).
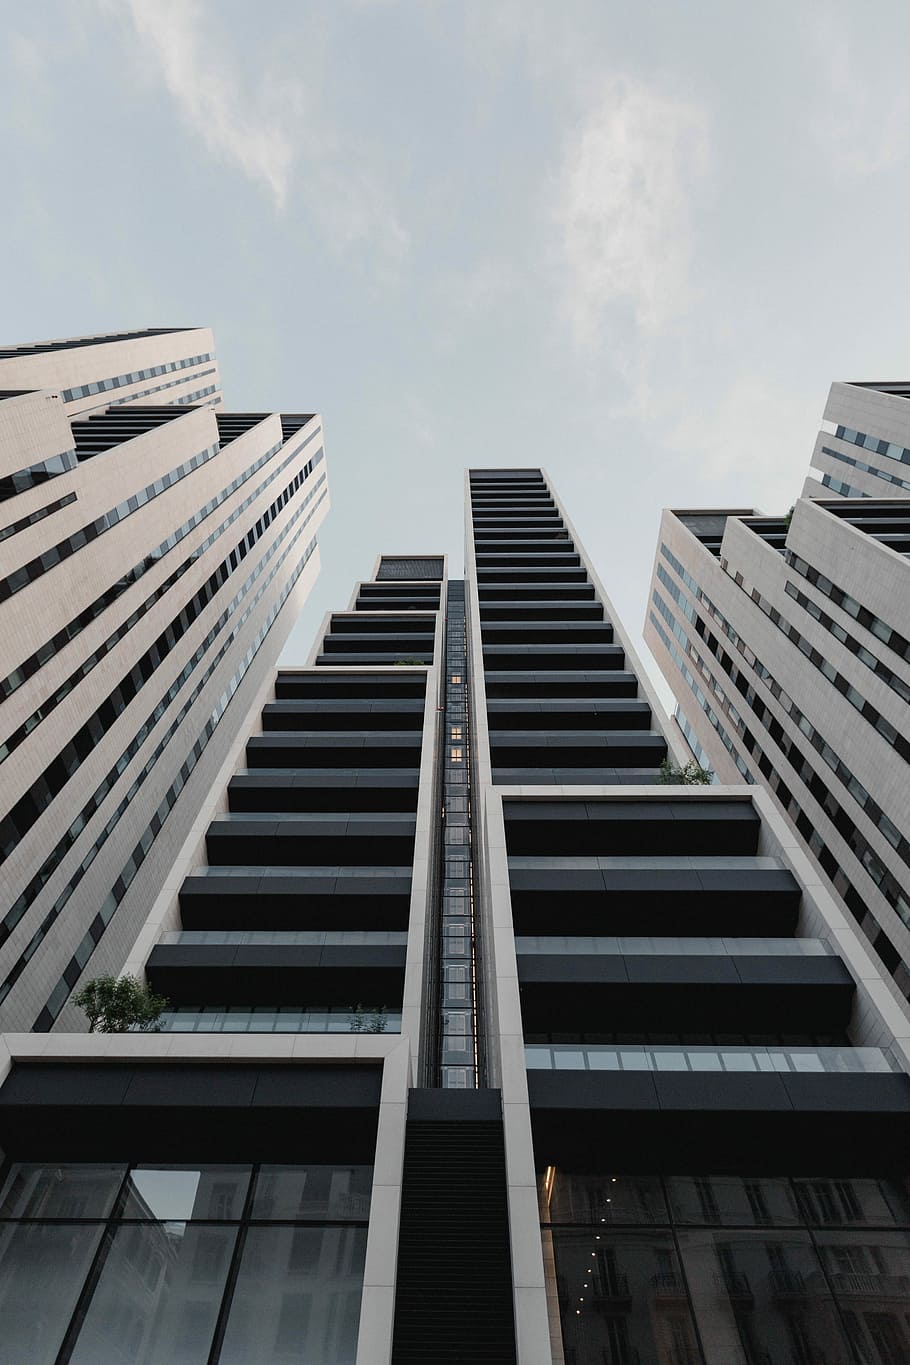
top-left (0, 1222), bottom-right (103, 1365)
top-left (666, 1176), bottom-right (800, 1227)
top-left (677, 1228), bottom-right (852, 1365)
top-left (793, 1176), bottom-right (910, 1227)
top-left (0, 1163), bottom-right (125, 1218)
top-left (121, 1166), bottom-right (251, 1221)
top-left (541, 1172), bottom-right (668, 1225)
top-left (218, 1226), bottom-right (366, 1365)
top-left (69, 1222), bottom-right (236, 1365)
top-left (252, 1167), bottom-right (372, 1222)
top-left (552, 1229), bottom-right (700, 1365)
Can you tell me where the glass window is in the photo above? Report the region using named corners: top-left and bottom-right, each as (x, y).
top-left (0, 1221), bottom-right (103, 1365)
top-left (667, 1176), bottom-right (800, 1227)
top-left (68, 1222), bottom-right (236, 1365)
top-left (794, 1178), bottom-right (910, 1228)
top-left (218, 1226), bottom-right (366, 1365)
top-left (252, 1167), bottom-right (372, 1222)
top-left (552, 1229), bottom-right (700, 1365)
top-left (677, 1228), bottom-right (853, 1365)
top-left (542, 1173), bottom-right (668, 1225)
top-left (0, 1163), bottom-right (125, 1218)
top-left (121, 1166), bottom-right (251, 1221)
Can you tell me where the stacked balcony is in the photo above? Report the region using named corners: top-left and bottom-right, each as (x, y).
top-left (147, 575), bottom-right (440, 1034)
top-left (501, 795), bottom-right (909, 1169)
top-left (470, 471), bottom-right (667, 782)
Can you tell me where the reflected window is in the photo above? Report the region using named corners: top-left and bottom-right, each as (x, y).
top-left (252, 1167), bottom-right (372, 1222)
top-left (68, 1223), bottom-right (236, 1365)
top-left (0, 1163), bottom-right (125, 1219)
top-left (0, 1222), bottom-right (102, 1365)
top-left (121, 1166), bottom-right (251, 1221)
top-left (218, 1227), bottom-right (366, 1365)
top-left (677, 1229), bottom-right (852, 1365)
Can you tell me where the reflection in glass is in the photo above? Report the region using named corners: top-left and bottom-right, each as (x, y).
top-left (68, 1222), bottom-right (236, 1365)
top-left (0, 1162), bottom-right (125, 1218)
top-left (667, 1176), bottom-right (800, 1228)
top-left (121, 1166), bottom-right (251, 1221)
top-left (252, 1166), bottom-right (372, 1222)
top-left (677, 1229), bottom-right (852, 1365)
top-left (541, 1172), bottom-right (668, 1226)
top-left (815, 1230), bottom-right (910, 1364)
top-left (793, 1177), bottom-right (910, 1228)
top-left (552, 1230), bottom-right (700, 1365)
top-left (0, 1222), bottom-right (102, 1365)
top-left (218, 1226), bottom-right (367, 1365)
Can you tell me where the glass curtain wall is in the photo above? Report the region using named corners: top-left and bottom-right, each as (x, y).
top-left (541, 1170), bottom-right (910, 1365)
top-left (0, 1162), bottom-right (371, 1365)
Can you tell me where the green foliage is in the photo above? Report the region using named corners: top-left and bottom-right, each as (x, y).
top-left (658, 757), bottom-right (714, 786)
top-left (393, 658), bottom-right (424, 666)
top-left (72, 974), bottom-right (169, 1033)
top-left (784, 505), bottom-right (795, 528)
top-left (348, 1004), bottom-right (389, 1033)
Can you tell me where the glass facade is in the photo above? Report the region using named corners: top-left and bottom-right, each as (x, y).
top-left (542, 1171), bottom-right (910, 1365)
top-left (0, 1162), bottom-right (370, 1365)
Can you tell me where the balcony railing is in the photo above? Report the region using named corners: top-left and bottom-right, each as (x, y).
top-left (525, 1045), bottom-right (899, 1074)
top-left (158, 1007), bottom-right (403, 1033)
top-left (516, 936), bottom-right (832, 957)
top-left (159, 930), bottom-right (408, 947)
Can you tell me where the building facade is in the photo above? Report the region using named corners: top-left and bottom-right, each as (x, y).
top-left (0, 328), bottom-right (329, 1031)
top-left (644, 381), bottom-right (910, 1013)
top-left (0, 462), bottom-right (908, 1364)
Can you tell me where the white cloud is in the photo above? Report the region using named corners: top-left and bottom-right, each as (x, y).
top-left (810, 22), bottom-right (910, 177)
top-left (663, 375), bottom-right (817, 513)
top-left (120, 0), bottom-right (294, 208)
top-left (553, 78), bottom-right (709, 342)
top-left (107, 0), bottom-right (408, 261)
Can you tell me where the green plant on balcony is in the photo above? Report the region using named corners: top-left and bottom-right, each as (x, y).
top-left (348, 1003), bottom-right (389, 1033)
top-left (72, 974), bottom-right (169, 1033)
top-left (393, 658), bottom-right (424, 666)
top-left (658, 757), bottom-right (714, 786)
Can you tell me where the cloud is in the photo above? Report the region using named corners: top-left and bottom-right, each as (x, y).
top-left (663, 375), bottom-right (816, 513)
top-left (810, 21), bottom-right (910, 176)
top-left (106, 0), bottom-right (408, 262)
top-left (120, 0), bottom-right (295, 209)
top-left (553, 78), bottom-right (710, 342)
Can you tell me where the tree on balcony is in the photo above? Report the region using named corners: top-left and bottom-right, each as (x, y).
top-left (658, 758), bottom-right (714, 785)
top-left (73, 974), bottom-right (169, 1033)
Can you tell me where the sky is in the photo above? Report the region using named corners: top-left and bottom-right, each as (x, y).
top-left (4, 0), bottom-right (910, 706)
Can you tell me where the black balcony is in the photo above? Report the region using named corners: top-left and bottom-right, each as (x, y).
top-left (205, 812), bottom-right (417, 866)
top-left (483, 644), bottom-right (627, 670)
top-left (504, 799), bottom-right (760, 856)
top-left (179, 868), bottom-right (413, 930)
top-left (517, 953), bottom-right (854, 1035)
top-left (247, 732), bottom-right (424, 768)
top-left (508, 862), bottom-right (801, 936)
top-left (488, 731), bottom-right (667, 769)
top-left (479, 600), bottom-right (604, 620)
top-left (484, 670), bottom-right (639, 698)
top-left (262, 699), bottom-right (427, 731)
top-left (488, 701), bottom-right (652, 732)
top-left (228, 770), bottom-right (420, 813)
top-left (526, 1069), bottom-right (910, 1169)
top-left (481, 621), bottom-right (613, 645)
top-left (275, 672), bottom-right (427, 700)
top-left (146, 941), bottom-right (407, 1006)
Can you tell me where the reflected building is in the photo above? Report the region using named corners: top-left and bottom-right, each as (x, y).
top-left (0, 450), bottom-right (909, 1363)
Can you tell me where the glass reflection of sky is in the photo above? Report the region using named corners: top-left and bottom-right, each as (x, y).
top-left (124, 1168), bottom-right (201, 1221)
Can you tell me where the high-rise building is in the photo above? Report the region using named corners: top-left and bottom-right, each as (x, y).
top-left (0, 328), bottom-right (329, 1031)
top-left (0, 460), bottom-right (908, 1365)
top-left (804, 379), bottom-right (910, 499)
top-left (644, 381), bottom-right (910, 1013)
